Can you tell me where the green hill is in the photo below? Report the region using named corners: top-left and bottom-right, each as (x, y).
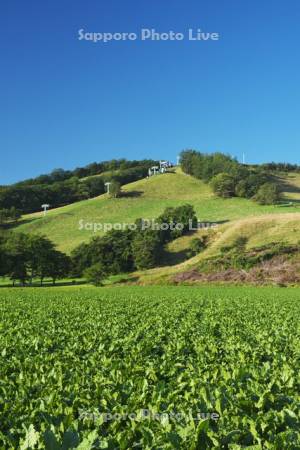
top-left (122, 212), bottom-right (300, 285)
top-left (14, 168), bottom-right (300, 253)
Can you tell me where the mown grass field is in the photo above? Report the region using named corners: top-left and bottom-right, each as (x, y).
top-left (14, 170), bottom-right (300, 253)
top-left (0, 285), bottom-right (299, 449)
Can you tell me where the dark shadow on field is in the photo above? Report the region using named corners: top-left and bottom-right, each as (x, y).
top-left (160, 222), bottom-right (229, 267)
top-left (161, 249), bottom-right (190, 266)
top-left (0, 280), bottom-right (88, 288)
top-left (190, 219), bottom-right (230, 227)
top-left (273, 175), bottom-right (300, 204)
top-left (275, 176), bottom-right (300, 194)
top-left (1, 211), bottom-right (76, 231)
top-left (208, 219), bottom-right (229, 225)
top-left (112, 276), bottom-right (139, 284)
top-left (120, 190), bottom-right (144, 198)
top-left (1, 217), bottom-right (38, 230)
top-left (103, 274), bottom-right (140, 286)
top-left (276, 201), bottom-right (300, 206)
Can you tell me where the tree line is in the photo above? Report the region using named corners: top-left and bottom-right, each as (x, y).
top-left (0, 204), bottom-right (197, 286)
top-left (0, 207), bottom-right (21, 225)
top-left (260, 162), bottom-right (300, 173)
top-left (72, 204), bottom-right (197, 284)
top-left (180, 150), bottom-right (281, 204)
top-left (10, 159), bottom-right (158, 187)
top-left (0, 232), bottom-right (70, 286)
top-left (0, 160), bottom-right (158, 214)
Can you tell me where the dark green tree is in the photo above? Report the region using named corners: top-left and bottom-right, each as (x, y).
top-left (3, 233), bottom-right (31, 286)
top-left (157, 204), bottom-right (197, 242)
top-left (132, 229), bottom-right (162, 269)
top-left (2, 232), bottom-right (70, 286)
top-left (45, 251), bottom-right (70, 285)
top-left (109, 181), bottom-right (121, 198)
top-left (210, 173), bottom-right (236, 198)
top-left (84, 263), bottom-right (106, 286)
top-left (254, 182), bottom-right (281, 205)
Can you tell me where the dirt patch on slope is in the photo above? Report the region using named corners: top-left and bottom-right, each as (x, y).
top-left (173, 256), bottom-right (300, 285)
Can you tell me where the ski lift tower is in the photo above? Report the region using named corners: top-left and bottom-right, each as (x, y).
top-left (159, 160), bottom-right (168, 173)
top-left (176, 155), bottom-right (180, 166)
top-left (41, 204), bottom-right (50, 217)
top-left (105, 182), bottom-right (112, 194)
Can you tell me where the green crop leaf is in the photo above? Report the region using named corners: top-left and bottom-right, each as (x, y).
top-left (77, 430), bottom-right (98, 449)
top-left (20, 424), bottom-right (40, 450)
top-left (0, 285), bottom-right (299, 449)
top-left (62, 430), bottom-right (80, 449)
top-left (44, 430), bottom-right (61, 450)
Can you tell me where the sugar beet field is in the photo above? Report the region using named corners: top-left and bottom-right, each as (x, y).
top-left (0, 285), bottom-right (299, 449)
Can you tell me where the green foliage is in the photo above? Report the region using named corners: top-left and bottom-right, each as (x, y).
top-left (131, 229), bottom-right (162, 269)
top-left (180, 150), bottom-right (237, 182)
top-left (71, 229), bottom-right (135, 276)
top-left (233, 235), bottom-right (248, 250)
top-left (0, 233), bottom-right (7, 277)
top-left (70, 242), bottom-right (91, 277)
top-left (220, 236), bottom-right (248, 254)
top-left (235, 172), bottom-right (269, 198)
top-left (180, 150), bottom-right (276, 201)
top-left (202, 241), bottom-right (298, 272)
top-left (157, 204), bottom-right (198, 242)
top-left (188, 236), bottom-right (208, 257)
top-left (254, 182), bottom-right (282, 205)
top-left (14, 168), bottom-right (300, 254)
top-left (71, 205), bottom-right (197, 275)
top-left (0, 285), bottom-right (299, 448)
top-left (210, 173), bottom-right (236, 198)
top-left (0, 232), bottom-right (70, 285)
top-left (0, 206), bottom-right (21, 225)
top-left (83, 263), bottom-right (106, 286)
top-left (0, 159), bottom-right (158, 214)
top-left (261, 161), bottom-right (300, 172)
top-left (108, 180), bottom-right (121, 198)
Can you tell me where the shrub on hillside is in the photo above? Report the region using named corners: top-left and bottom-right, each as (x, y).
top-left (157, 204), bottom-right (198, 242)
top-left (220, 236), bottom-right (248, 253)
top-left (254, 182), bottom-right (281, 205)
top-left (235, 173), bottom-right (268, 198)
top-left (0, 207), bottom-right (21, 225)
top-left (187, 236), bottom-right (208, 258)
top-left (210, 173), bottom-right (236, 198)
top-left (109, 181), bottom-right (121, 198)
top-left (84, 263), bottom-right (106, 286)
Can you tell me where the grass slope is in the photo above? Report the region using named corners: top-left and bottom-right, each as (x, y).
top-left (125, 212), bottom-right (300, 284)
top-left (14, 169), bottom-right (300, 253)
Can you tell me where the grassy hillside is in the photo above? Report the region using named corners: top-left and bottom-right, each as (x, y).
top-left (122, 212), bottom-right (300, 285)
top-left (14, 169), bottom-right (300, 253)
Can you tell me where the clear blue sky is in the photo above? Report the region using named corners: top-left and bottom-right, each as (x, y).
top-left (1, 0), bottom-right (300, 184)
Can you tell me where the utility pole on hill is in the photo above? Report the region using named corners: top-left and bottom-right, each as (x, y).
top-left (105, 182), bottom-right (112, 194)
top-left (41, 204), bottom-right (50, 216)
